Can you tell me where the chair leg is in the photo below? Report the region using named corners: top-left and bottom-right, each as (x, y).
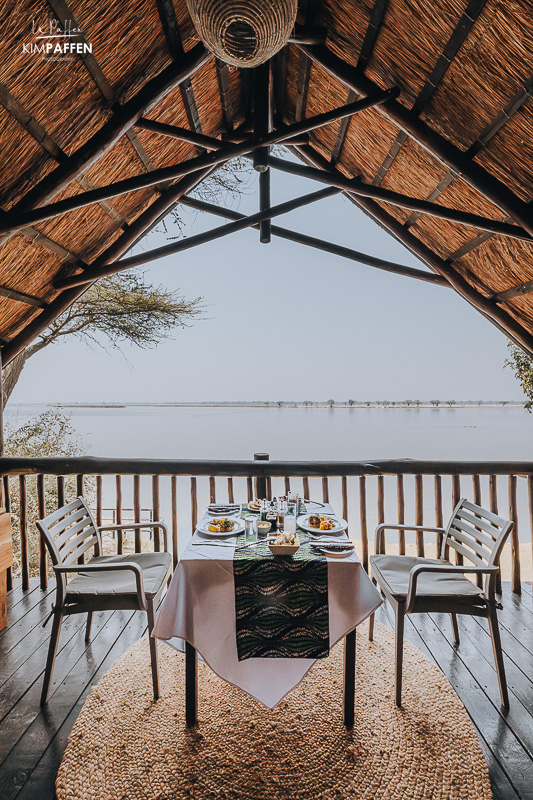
top-left (487, 605), bottom-right (509, 709)
top-left (394, 604), bottom-right (405, 707)
top-left (41, 610), bottom-right (62, 706)
top-left (147, 599), bottom-right (160, 701)
top-left (368, 577), bottom-right (377, 641)
top-left (450, 613), bottom-right (460, 646)
top-left (85, 612), bottom-right (93, 643)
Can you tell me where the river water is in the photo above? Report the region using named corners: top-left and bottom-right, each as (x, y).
top-left (5, 404), bottom-right (533, 547)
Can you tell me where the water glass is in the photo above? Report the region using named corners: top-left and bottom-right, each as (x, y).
top-left (285, 500), bottom-right (298, 534)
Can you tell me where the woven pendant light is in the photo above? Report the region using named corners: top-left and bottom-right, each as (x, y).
top-left (186, 0), bottom-right (298, 67)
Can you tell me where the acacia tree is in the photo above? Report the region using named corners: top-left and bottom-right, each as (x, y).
top-left (505, 342), bottom-right (533, 411)
top-left (3, 271), bottom-right (203, 403)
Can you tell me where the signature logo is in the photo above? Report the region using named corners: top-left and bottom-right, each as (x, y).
top-left (22, 18), bottom-right (93, 60)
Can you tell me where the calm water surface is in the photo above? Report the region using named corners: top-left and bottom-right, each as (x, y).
top-left (6, 405), bottom-right (533, 545)
top-left (5, 404), bottom-right (532, 461)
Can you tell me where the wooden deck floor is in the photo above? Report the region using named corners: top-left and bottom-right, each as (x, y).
top-left (1, 579), bottom-right (532, 800)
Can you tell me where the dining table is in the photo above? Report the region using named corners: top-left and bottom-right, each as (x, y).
top-left (152, 501), bottom-right (382, 727)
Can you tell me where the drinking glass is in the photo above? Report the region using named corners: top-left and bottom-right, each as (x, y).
top-left (276, 500), bottom-right (287, 531)
top-left (285, 500), bottom-right (298, 534)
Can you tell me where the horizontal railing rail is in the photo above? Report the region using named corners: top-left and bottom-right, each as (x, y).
top-left (2, 457), bottom-right (533, 476)
top-left (2, 456), bottom-right (532, 599)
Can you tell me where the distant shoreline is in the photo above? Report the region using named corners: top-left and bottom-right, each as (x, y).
top-left (8, 401), bottom-right (524, 410)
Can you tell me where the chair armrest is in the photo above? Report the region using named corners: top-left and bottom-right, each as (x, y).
top-left (98, 521), bottom-right (169, 552)
top-left (54, 562), bottom-right (147, 609)
top-left (405, 563), bottom-right (499, 614)
top-left (375, 523), bottom-right (446, 554)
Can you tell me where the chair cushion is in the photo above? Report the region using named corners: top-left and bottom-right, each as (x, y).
top-left (370, 554), bottom-right (487, 614)
top-left (66, 552), bottom-right (172, 600)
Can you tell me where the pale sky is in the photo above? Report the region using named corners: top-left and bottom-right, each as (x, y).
top-left (8, 156), bottom-right (525, 405)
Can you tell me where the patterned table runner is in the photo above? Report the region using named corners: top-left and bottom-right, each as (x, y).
top-left (233, 533), bottom-right (329, 661)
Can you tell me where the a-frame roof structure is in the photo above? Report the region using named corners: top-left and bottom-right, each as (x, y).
top-left (2, 0), bottom-right (533, 363)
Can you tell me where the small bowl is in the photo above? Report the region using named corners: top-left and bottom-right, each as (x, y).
top-left (267, 534), bottom-right (300, 556)
top-left (258, 521), bottom-right (271, 535)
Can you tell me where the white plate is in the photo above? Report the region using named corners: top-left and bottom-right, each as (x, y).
top-left (197, 519), bottom-right (244, 537)
top-left (321, 547), bottom-right (353, 559)
top-left (297, 514), bottom-right (348, 535)
top-left (206, 508), bottom-right (241, 518)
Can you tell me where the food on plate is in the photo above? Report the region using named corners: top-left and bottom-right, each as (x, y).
top-left (248, 499), bottom-right (261, 512)
top-left (271, 530), bottom-right (298, 546)
top-left (207, 517), bottom-right (236, 533)
top-left (308, 514), bottom-right (336, 530)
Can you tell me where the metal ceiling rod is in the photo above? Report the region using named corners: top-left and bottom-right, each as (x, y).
top-left (268, 156), bottom-right (533, 241)
top-left (0, 87), bottom-right (399, 235)
top-left (53, 187), bottom-right (341, 290)
top-left (297, 43), bottom-right (533, 238)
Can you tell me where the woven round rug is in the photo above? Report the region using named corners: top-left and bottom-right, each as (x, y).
top-left (56, 621), bottom-right (493, 800)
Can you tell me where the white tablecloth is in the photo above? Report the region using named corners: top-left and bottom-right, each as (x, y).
top-left (153, 516), bottom-right (382, 708)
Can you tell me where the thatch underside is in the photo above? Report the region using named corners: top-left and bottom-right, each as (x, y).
top-left (1, 0), bottom-right (533, 359)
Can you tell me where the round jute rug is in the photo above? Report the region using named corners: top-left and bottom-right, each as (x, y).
top-left (56, 621), bottom-right (493, 800)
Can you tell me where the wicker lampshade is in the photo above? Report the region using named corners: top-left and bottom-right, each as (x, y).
top-left (186, 0), bottom-right (298, 67)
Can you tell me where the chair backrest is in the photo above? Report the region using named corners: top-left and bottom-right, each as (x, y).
top-left (36, 496), bottom-right (102, 573)
top-left (443, 498), bottom-right (513, 568)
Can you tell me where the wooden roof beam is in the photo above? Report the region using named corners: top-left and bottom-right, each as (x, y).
top-left (292, 143), bottom-right (533, 356)
top-left (288, 25), bottom-right (326, 46)
top-left (405, 71), bottom-right (533, 258)
top-left (216, 60), bottom-right (235, 132)
top-left (1, 88), bottom-right (398, 233)
top-left (0, 286), bottom-right (47, 308)
top-left (331, 0), bottom-right (390, 164)
top-left (0, 82), bottom-right (127, 233)
top-left (55, 187), bottom-right (341, 289)
top-left (493, 280), bottom-right (533, 304)
top-left (372, 0), bottom-right (487, 186)
top-left (47, 0), bottom-right (160, 185)
top-left (135, 118), bottom-right (309, 149)
top-left (2, 43), bottom-right (209, 235)
top-left (0, 167), bottom-right (216, 366)
top-left (268, 155), bottom-right (532, 240)
top-left (253, 63), bottom-right (272, 242)
top-left (179, 195), bottom-right (448, 285)
top-left (297, 44), bottom-right (533, 238)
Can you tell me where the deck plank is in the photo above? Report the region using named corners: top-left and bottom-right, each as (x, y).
top-left (0, 581), bottom-right (531, 800)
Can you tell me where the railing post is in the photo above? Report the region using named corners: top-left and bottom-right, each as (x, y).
top-left (254, 453), bottom-right (269, 500)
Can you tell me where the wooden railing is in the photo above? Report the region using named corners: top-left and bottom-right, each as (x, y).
top-left (2, 456), bottom-right (533, 596)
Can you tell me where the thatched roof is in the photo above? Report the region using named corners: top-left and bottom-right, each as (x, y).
top-left (2, 0), bottom-right (533, 362)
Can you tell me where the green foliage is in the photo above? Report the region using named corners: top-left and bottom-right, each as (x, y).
top-left (505, 342), bottom-right (533, 412)
top-left (40, 271), bottom-right (203, 352)
top-left (5, 411), bottom-right (94, 579)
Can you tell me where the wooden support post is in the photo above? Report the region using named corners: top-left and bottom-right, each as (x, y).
top-left (254, 453), bottom-right (269, 501)
top-left (254, 62), bottom-right (272, 242)
top-left (0, 350), bottom-right (12, 626)
top-left (508, 475), bottom-right (521, 593)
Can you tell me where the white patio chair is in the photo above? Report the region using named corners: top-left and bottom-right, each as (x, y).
top-left (368, 498), bottom-right (513, 708)
top-left (37, 497), bottom-right (171, 705)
